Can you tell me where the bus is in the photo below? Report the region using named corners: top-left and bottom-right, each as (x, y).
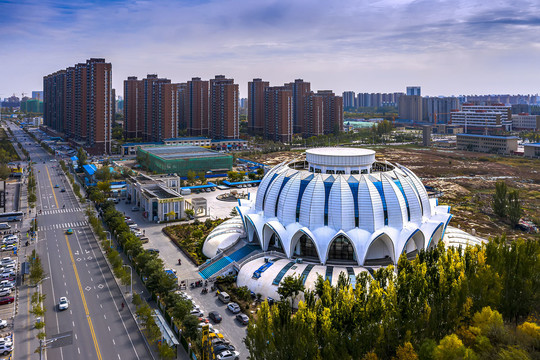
top-left (0, 212), bottom-right (23, 222)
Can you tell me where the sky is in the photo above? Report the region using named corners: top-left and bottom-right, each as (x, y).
top-left (1, 0), bottom-right (540, 99)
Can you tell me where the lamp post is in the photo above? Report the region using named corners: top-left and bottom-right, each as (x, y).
top-left (123, 264), bottom-right (132, 296)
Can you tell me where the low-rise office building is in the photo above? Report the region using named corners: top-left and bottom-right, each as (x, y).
top-left (126, 173), bottom-right (185, 222)
top-left (512, 114), bottom-right (540, 131)
top-left (456, 134), bottom-right (519, 154)
top-left (524, 143), bottom-right (540, 158)
top-left (121, 137), bottom-right (212, 156)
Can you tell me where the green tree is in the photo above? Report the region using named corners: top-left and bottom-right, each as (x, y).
top-left (506, 190), bottom-right (522, 227)
top-left (395, 342), bottom-right (418, 360)
top-left (158, 342), bottom-right (176, 360)
top-left (95, 166), bottom-right (112, 182)
top-left (0, 164), bottom-right (10, 180)
top-left (492, 181), bottom-right (507, 218)
top-left (186, 170), bottom-right (196, 185)
top-left (77, 147), bottom-right (87, 169)
top-left (197, 171), bottom-right (206, 185)
top-left (277, 275), bottom-right (305, 310)
top-left (28, 249), bottom-right (45, 285)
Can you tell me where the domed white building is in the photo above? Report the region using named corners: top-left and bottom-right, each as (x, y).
top-left (236, 147), bottom-right (452, 266)
top-left (200, 147), bottom-right (456, 296)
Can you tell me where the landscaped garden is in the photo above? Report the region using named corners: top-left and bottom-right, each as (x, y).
top-left (163, 218), bottom-right (225, 265)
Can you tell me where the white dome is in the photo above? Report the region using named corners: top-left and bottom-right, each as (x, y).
top-left (236, 148), bottom-right (452, 266)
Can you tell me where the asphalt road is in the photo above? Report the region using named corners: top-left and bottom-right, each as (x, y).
top-left (9, 124), bottom-right (152, 360)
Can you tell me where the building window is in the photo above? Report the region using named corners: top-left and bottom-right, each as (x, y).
top-left (328, 236), bottom-right (355, 263)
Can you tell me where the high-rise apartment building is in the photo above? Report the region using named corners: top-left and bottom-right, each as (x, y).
top-left (301, 91), bottom-right (343, 137)
top-left (304, 93), bottom-right (325, 137)
top-left (342, 91), bottom-right (356, 109)
top-left (398, 95), bottom-right (423, 123)
top-left (43, 58), bottom-right (112, 154)
top-left (124, 76), bottom-right (144, 139)
top-left (286, 79), bottom-right (311, 134)
top-left (209, 75), bottom-right (239, 139)
top-left (422, 97), bottom-right (460, 123)
top-left (248, 78), bottom-right (269, 135)
top-left (151, 81), bottom-right (179, 141)
top-left (406, 86), bottom-right (421, 96)
top-left (264, 86), bottom-right (293, 143)
top-left (185, 77), bottom-right (210, 136)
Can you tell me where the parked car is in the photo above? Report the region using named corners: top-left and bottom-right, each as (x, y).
top-left (0, 289), bottom-right (11, 297)
top-left (146, 248), bottom-right (159, 254)
top-left (1, 245), bottom-right (15, 252)
top-left (236, 313), bottom-right (249, 325)
top-left (0, 281), bottom-right (14, 290)
top-left (131, 206), bottom-right (139, 212)
top-left (190, 309), bottom-right (204, 317)
top-left (209, 311), bottom-right (222, 323)
top-left (216, 350), bottom-right (240, 360)
top-left (0, 343), bottom-right (12, 355)
top-left (58, 297), bottom-right (69, 311)
top-left (0, 297), bottom-right (14, 305)
top-left (2, 239), bottom-right (17, 246)
top-left (0, 319), bottom-right (7, 329)
top-left (213, 344), bottom-right (236, 356)
top-left (227, 303), bottom-right (241, 314)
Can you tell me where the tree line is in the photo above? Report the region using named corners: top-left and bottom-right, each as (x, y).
top-left (245, 236), bottom-right (540, 360)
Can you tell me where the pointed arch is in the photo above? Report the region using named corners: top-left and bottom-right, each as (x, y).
top-left (427, 222), bottom-right (445, 250)
top-left (325, 232), bottom-right (359, 265)
top-left (401, 229), bottom-right (425, 259)
top-left (289, 229), bottom-right (321, 263)
top-left (244, 215), bottom-right (263, 249)
top-left (262, 223), bottom-right (286, 255)
top-left (364, 233), bottom-right (395, 266)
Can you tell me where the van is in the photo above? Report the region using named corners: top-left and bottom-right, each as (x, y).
top-left (218, 291), bottom-right (230, 304)
top-left (180, 189), bottom-right (191, 195)
top-left (0, 224), bottom-right (10, 230)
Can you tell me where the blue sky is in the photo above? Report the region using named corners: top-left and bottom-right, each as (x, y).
top-left (1, 0), bottom-right (539, 98)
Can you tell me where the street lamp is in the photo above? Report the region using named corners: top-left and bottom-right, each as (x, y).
top-left (123, 264), bottom-right (132, 296)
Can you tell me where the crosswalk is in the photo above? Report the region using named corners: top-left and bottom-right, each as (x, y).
top-left (40, 208), bottom-right (82, 215)
top-left (38, 221), bottom-right (88, 231)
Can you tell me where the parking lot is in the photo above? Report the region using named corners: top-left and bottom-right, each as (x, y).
top-left (115, 186), bottom-right (259, 359)
top-left (0, 241), bottom-right (19, 359)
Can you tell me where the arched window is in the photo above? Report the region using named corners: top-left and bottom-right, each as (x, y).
top-left (268, 233), bottom-right (285, 254)
top-left (364, 234), bottom-right (394, 266)
top-left (327, 235), bottom-right (356, 264)
top-left (292, 234), bottom-right (319, 262)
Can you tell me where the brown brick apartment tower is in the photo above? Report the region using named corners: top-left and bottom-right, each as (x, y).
top-left (264, 86), bottom-right (293, 143)
top-left (248, 78), bottom-right (269, 135)
top-left (186, 77), bottom-right (210, 136)
top-left (210, 75), bottom-right (239, 140)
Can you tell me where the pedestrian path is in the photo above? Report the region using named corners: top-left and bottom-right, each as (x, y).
top-left (40, 207), bottom-right (82, 215)
top-left (38, 221), bottom-right (88, 231)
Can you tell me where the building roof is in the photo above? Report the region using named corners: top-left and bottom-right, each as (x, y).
top-left (457, 134), bottom-right (520, 140)
top-left (122, 142), bottom-right (163, 147)
top-left (82, 164), bottom-right (97, 175)
top-left (142, 184), bottom-right (182, 199)
top-left (140, 145), bottom-right (230, 160)
top-left (70, 156), bottom-right (78, 161)
top-left (164, 137), bottom-right (209, 141)
top-left (524, 143), bottom-right (540, 147)
top-left (307, 147), bottom-right (375, 157)
top-left (181, 182), bottom-right (217, 190)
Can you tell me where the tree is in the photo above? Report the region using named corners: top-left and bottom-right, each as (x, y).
top-left (182, 315), bottom-right (200, 341)
top-left (197, 171), bottom-right (206, 185)
top-left (97, 181), bottom-right (111, 196)
top-left (166, 210), bottom-right (176, 221)
top-left (277, 275), bottom-right (304, 310)
top-left (433, 334), bottom-right (467, 360)
top-left (77, 147), bottom-right (87, 169)
top-left (28, 249), bottom-right (45, 285)
top-left (0, 164), bottom-right (10, 180)
top-left (95, 166), bottom-right (112, 182)
top-left (394, 342), bottom-right (418, 360)
top-left (506, 190), bottom-right (522, 227)
top-left (158, 342), bottom-right (176, 360)
top-left (492, 181), bottom-right (507, 218)
top-left (186, 171), bottom-right (196, 185)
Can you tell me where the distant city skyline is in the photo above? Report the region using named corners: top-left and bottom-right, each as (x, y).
top-left (1, 0), bottom-right (540, 98)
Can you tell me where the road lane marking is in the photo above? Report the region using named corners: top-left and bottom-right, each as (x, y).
top-left (45, 167), bottom-right (59, 208)
top-left (64, 234), bottom-right (103, 360)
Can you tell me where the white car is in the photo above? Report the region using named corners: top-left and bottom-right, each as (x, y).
top-left (0, 319), bottom-right (7, 329)
top-left (216, 350), bottom-right (240, 360)
top-left (0, 281), bottom-right (14, 290)
top-left (1, 239), bottom-right (16, 245)
top-left (0, 289), bottom-right (11, 297)
top-left (227, 302), bottom-right (241, 314)
top-left (58, 297), bottom-right (69, 311)
top-left (175, 291), bottom-right (192, 301)
top-left (0, 258), bottom-right (14, 265)
top-left (0, 343), bottom-right (12, 355)
top-left (0, 337), bottom-right (12, 347)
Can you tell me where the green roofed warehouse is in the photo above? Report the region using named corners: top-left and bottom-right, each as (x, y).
top-left (136, 145), bottom-right (233, 176)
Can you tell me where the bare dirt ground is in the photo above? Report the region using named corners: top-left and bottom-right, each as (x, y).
top-left (244, 146), bottom-right (540, 241)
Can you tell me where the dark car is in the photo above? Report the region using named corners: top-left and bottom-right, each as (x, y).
top-left (213, 344), bottom-right (235, 356)
top-left (209, 311), bottom-right (222, 323)
top-left (60, 188), bottom-right (66, 192)
top-left (236, 313), bottom-right (249, 325)
top-left (146, 248), bottom-right (160, 254)
top-left (0, 297), bottom-right (14, 305)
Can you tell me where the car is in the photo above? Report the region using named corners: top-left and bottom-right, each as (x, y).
top-left (213, 344), bottom-right (236, 356)
top-left (2, 236), bottom-right (17, 242)
top-left (227, 302), bottom-right (241, 314)
top-left (60, 188), bottom-right (66, 192)
top-left (0, 337), bottom-right (11, 347)
top-left (0, 319), bottom-right (7, 329)
top-left (190, 309), bottom-right (204, 317)
top-left (54, 184), bottom-right (59, 188)
top-left (146, 248), bottom-right (159, 254)
top-left (175, 291), bottom-right (192, 301)
top-left (2, 239), bottom-right (16, 246)
top-left (0, 289), bottom-right (11, 297)
top-left (236, 313), bottom-right (249, 325)
top-left (208, 311), bottom-right (222, 323)
top-left (131, 206), bottom-right (139, 211)
top-left (216, 350), bottom-right (240, 360)
top-left (1, 245), bottom-right (15, 252)
top-left (0, 297), bottom-right (14, 305)
top-left (58, 297), bottom-right (69, 310)
top-left (66, 228), bottom-right (74, 235)
top-left (0, 281), bottom-right (14, 290)
top-left (197, 322), bottom-right (213, 331)
top-left (0, 343), bottom-right (12, 355)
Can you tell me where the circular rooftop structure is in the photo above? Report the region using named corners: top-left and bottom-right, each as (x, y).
top-left (306, 147), bottom-right (376, 174)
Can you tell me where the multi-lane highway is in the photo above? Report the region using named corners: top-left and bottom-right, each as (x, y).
top-left (9, 124), bottom-right (152, 359)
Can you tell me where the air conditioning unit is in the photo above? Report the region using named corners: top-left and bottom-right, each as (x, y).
top-left (295, 258), bottom-right (303, 264)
